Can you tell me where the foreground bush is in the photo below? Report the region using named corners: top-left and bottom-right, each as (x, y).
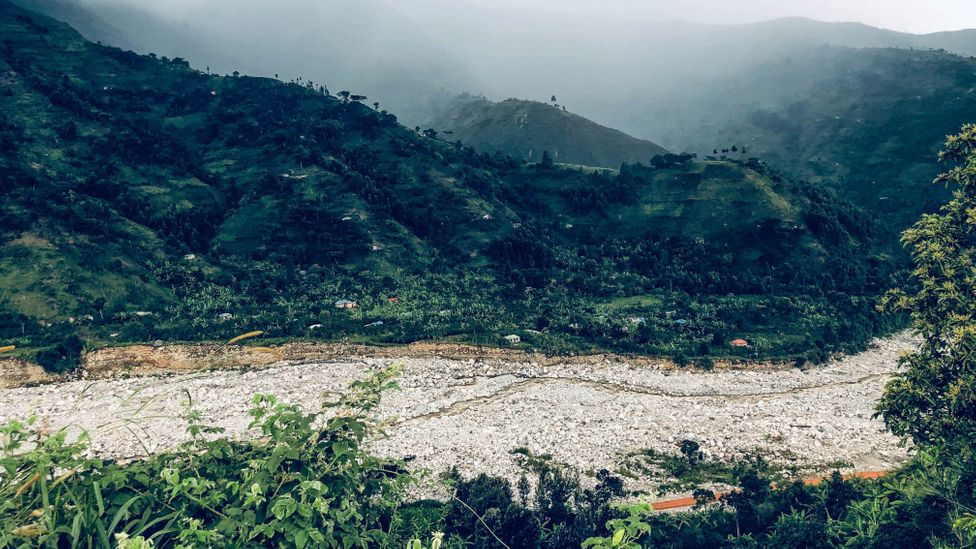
top-left (0, 366), bottom-right (412, 547)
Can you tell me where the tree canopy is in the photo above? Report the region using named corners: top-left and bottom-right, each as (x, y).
top-left (879, 124), bottom-right (976, 452)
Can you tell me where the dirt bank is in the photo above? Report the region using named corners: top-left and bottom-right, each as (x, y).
top-left (1, 339), bottom-right (797, 389)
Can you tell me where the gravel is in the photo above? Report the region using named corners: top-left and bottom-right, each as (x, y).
top-left (0, 332), bottom-right (917, 489)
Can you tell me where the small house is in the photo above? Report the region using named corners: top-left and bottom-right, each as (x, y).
top-left (217, 312), bottom-right (234, 321)
top-left (730, 338), bottom-right (749, 348)
top-left (334, 299), bottom-right (358, 309)
top-left (387, 297), bottom-right (400, 303)
top-left (503, 334), bottom-right (521, 345)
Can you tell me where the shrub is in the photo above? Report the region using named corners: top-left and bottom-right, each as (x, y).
top-left (0, 365), bottom-right (413, 547)
top-left (33, 334), bottom-right (85, 373)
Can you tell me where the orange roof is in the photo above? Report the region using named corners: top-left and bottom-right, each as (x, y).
top-left (730, 338), bottom-right (749, 347)
top-left (651, 470), bottom-right (889, 511)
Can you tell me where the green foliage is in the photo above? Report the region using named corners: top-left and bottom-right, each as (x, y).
top-left (437, 463), bottom-right (625, 549)
top-left (696, 46), bottom-right (976, 238)
top-left (0, 2), bottom-right (902, 366)
top-left (428, 96), bottom-right (668, 169)
top-left (32, 333), bottom-right (84, 373)
top-left (878, 123), bottom-right (976, 453)
top-left (582, 504), bottom-right (653, 549)
top-left (0, 365), bottom-right (413, 547)
top-left (406, 531), bottom-right (444, 549)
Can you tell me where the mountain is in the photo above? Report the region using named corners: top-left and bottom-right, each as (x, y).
top-left (10, 0), bottom-right (481, 127)
top-left (0, 0), bottom-right (899, 370)
top-left (658, 46), bottom-right (976, 232)
top-left (428, 96), bottom-right (668, 169)
top-left (14, 1), bottom-right (976, 132)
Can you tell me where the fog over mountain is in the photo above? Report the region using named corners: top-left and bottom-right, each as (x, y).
top-left (17, 0), bottom-right (976, 143)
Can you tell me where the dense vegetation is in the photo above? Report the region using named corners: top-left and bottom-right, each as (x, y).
top-left (0, 1), bottom-right (904, 371)
top-left (1, 4), bottom-right (975, 546)
top-left (3, 124), bottom-right (974, 549)
top-left (427, 95), bottom-right (668, 169)
top-left (673, 46), bottom-right (976, 235)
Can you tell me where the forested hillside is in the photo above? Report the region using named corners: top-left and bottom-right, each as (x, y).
top-left (664, 46), bottom-right (976, 232)
top-left (0, 1), bottom-right (900, 370)
top-left (428, 95), bottom-right (668, 169)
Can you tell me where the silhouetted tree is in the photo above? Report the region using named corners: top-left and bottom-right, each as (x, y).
top-left (540, 150), bottom-right (555, 169)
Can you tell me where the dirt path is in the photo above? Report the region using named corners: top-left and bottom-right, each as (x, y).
top-left (0, 333), bottom-right (917, 490)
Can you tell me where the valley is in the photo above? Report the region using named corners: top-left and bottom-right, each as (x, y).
top-left (2, 0), bottom-right (975, 545)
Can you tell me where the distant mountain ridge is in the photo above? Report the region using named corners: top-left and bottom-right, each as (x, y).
top-left (711, 16), bottom-right (976, 54)
top-left (429, 96), bottom-right (668, 169)
top-left (12, 0), bottom-right (976, 132)
top-left (657, 46), bottom-right (976, 234)
top-left (11, 0), bottom-right (481, 127)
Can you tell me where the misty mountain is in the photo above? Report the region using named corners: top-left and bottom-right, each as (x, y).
top-left (662, 46), bottom-right (976, 232)
top-left (428, 95), bottom-right (668, 168)
top-left (0, 0), bottom-right (895, 362)
top-left (14, 0), bottom-right (976, 132)
top-left (12, 0), bottom-right (482, 126)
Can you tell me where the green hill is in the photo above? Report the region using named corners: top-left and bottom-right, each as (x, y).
top-left (0, 1), bottom-right (900, 369)
top-left (428, 96), bottom-right (668, 169)
top-left (655, 47), bottom-right (976, 234)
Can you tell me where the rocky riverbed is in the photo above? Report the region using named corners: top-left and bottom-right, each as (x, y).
top-left (0, 333), bottom-right (917, 491)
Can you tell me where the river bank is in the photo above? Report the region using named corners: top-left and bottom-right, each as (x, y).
top-left (0, 332), bottom-right (917, 491)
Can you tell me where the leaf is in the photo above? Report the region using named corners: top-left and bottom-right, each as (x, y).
top-left (612, 528), bottom-right (625, 546)
top-left (271, 495), bottom-right (297, 521)
top-left (70, 511), bottom-right (82, 544)
top-left (109, 495), bottom-right (142, 534)
top-left (94, 480), bottom-right (105, 516)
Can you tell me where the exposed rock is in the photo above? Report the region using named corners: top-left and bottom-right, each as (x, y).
top-left (0, 333), bottom-right (918, 492)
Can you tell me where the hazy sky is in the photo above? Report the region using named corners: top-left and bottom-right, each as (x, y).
top-left (91, 0), bottom-right (976, 33)
top-left (464, 0), bottom-right (976, 34)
